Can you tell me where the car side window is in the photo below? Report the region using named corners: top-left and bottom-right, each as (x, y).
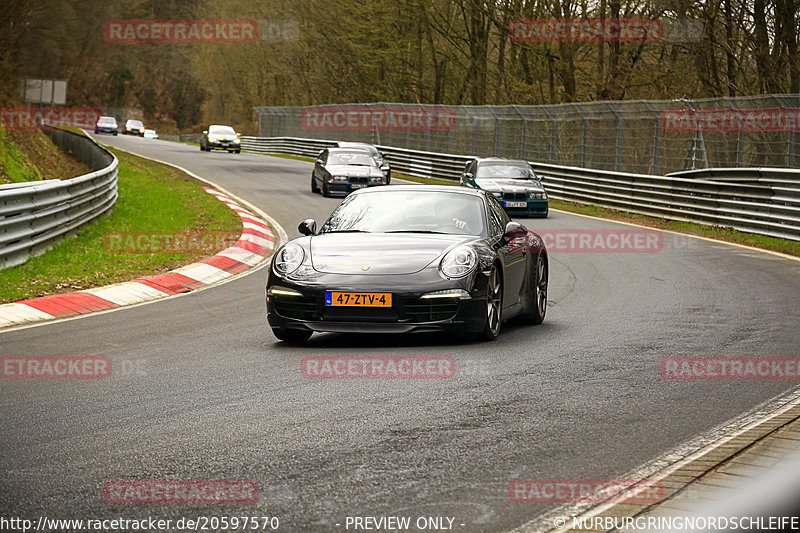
top-left (319, 150), bottom-right (328, 164)
top-left (486, 196), bottom-right (506, 237)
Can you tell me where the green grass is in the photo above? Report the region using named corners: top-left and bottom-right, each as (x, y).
top-left (256, 151), bottom-right (800, 257)
top-left (0, 147), bottom-right (242, 303)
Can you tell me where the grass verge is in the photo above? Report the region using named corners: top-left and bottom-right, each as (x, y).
top-left (0, 147), bottom-right (243, 304)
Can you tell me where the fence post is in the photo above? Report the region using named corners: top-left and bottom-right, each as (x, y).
top-left (512, 105), bottom-right (526, 160)
top-left (607, 102), bottom-right (623, 171)
top-left (488, 107), bottom-right (500, 156)
top-left (723, 97), bottom-right (744, 167)
top-left (572, 103), bottom-right (588, 168)
top-left (542, 107), bottom-right (557, 164)
top-left (464, 107), bottom-right (478, 155)
top-left (643, 100), bottom-right (660, 175)
top-left (774, 95), bottom-right (796, 167)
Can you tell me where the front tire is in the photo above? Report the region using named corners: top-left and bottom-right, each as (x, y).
top-left (322, 180), bottom-right (331, 197)
top-left (311, 175), bottom-right (319, 193)
top-left (523, 254), bottom-right (547, 324)
top-left (272, 328), bottom-right (312, 343)
top-left (478, 264), bottom-right (502, 340)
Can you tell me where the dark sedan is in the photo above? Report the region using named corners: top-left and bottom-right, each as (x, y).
top-left (94, 116), bottom-right (118, 135)
top-left (461, 158), bottom-right (548, 217)
top-left (266, 186), bottom-right (548, 343)
top-left (336, 142), bottom-right (391, 183)
top-left (311, 148), bottom-right (387, 196)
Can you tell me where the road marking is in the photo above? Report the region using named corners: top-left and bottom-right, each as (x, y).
top-left (0, 138), bottom-right (287, 334)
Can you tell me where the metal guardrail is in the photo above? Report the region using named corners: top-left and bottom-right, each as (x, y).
top-left (239, 136), bottom-right (800, 241)
top-left (0, 128), bottom-right (119, 270)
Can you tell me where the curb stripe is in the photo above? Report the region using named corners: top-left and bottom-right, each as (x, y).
top-left (0, 186), bottom-right (275, 329)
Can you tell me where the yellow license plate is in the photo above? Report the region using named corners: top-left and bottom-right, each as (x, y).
top-left (325, 292), bottom-right (392, 307)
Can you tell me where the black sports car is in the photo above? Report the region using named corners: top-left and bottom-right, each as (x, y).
top-left (311, 148), bottom-right (387, 197)
top-left (266, 186), bottom-right (548, 343)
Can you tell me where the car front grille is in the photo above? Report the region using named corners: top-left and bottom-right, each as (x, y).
top-left (272, 295), bottom-right (317, 320)
top-left (348, 177), bottom-right (369, 184)
top-left (403, 299), bottom-right (459, 323)
top-left (503, 192), bottom-right (527, 201)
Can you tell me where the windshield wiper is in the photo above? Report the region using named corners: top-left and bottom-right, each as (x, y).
top-left (324, 229), bottom-right (372, 233)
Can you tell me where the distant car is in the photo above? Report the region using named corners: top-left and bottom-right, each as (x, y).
top-left (336, 142), bottom-right (391, 183)
top-left (123, 119), bottom-right (145, 136)
top-left (200, 125), bottom-right (241, 153)
top-left (94, 116), bottom-right (118, 135)
top-left (311, 148), bottom-right (387, 197)
top-left (461, 158), bottom-right (548, 218)
top-left (143, 129), bottom-right (158, 139)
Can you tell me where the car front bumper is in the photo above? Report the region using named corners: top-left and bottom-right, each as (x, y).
top-left (95, 127), bottom-right (117, 134)
top-left (501, 199), bottom-right (549, 217)
top-left (266, 269), bottom-right (488, 335)
top-left (207, 141), bottom-right (240, 151)
top-left (325, 180), bottom-right (386, 196)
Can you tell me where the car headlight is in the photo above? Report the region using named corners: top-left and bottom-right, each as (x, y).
top-left (273, 243), bottom-right (304, 275)
top-left (440, 246), bottom-right (477, 278)
top-left (491, 191), bottom-right (502, 197)
top-left (233, 138), bottom-right (240, 143)
top-left (528, 192), bottom-right (547, 199)
top-left (369, 176), bottom-right (385, 183)
top-left (332, 176), bottom-right (348, 182)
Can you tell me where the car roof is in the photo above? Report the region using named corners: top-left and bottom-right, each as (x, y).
top-left (354, 184), bottom-right (486, 197)
top-left (327, 147), bottom-right (371, 153)
top-left (473, 157), bottom-right (530, 165)
top-left (208, 124), bottom-right (234, 128)
top-left (338, 142), bottom-right (375, 147)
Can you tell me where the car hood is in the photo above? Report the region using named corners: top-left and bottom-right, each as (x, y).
top-left (208, 134), bottom-right (237, 141)
top-left (310, 233), bottom-right (470, 275)
top-left (478, 179), bottom-right (544, 193)
top-left (324, 164), bottom-right (383, 178)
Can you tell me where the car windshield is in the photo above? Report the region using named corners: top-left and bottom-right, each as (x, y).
top-left (320, 190), bottom-right (485, 235)
top-left (327, 152), bottom-right (375, 166)
top-left (209, 125), bottom-right (235, 135)
top-left (99, 117), bottom-right (115, 124)
top-left (476, 163), bottom-right (538, 181)
top-left (127, 120), bottom-right (143, 127)
top-left (342, 144), bottom-right (379, 157)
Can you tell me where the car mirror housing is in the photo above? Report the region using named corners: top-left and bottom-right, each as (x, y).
top-left (503, 221), bottom-right (526, 243)
top-left (203, 130), bottom-right (208, 135)
top-left (237, 132), bottom-right (241, 136)
top-left (298, 219), bottom-right (317, 236)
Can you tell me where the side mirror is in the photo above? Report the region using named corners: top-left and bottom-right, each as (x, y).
top-left (298, 219), bottom-right (317, 236)
top-left (503, 221), bottom-right (526, 246)
top-left (236, 132), bottom-right (241, 136)
top-left (203, 130), bottom-right (208, 135)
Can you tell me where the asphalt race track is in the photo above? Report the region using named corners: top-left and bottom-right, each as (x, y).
top-left (1, 134), bottom-right (799, 532)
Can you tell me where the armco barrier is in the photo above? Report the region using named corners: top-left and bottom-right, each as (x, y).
top-left (0, 128), bottom-right (118, 270)
top-left (239, 136), bottom-right (800, 241)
